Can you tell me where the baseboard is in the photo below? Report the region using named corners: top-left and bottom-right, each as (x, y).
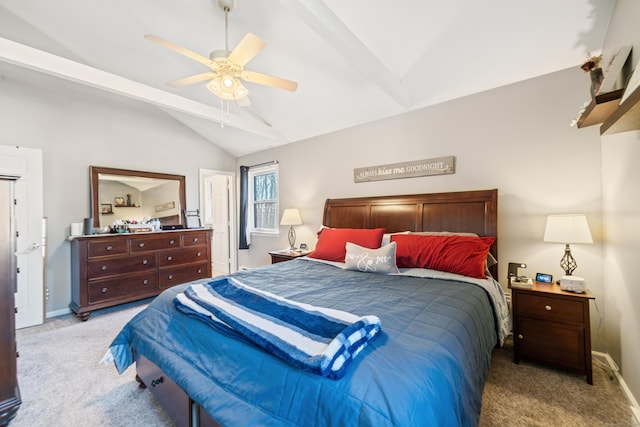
top-left (593, 350), bottom-right (640, 424)
top-left (46, 307), bottom-right (71, 318)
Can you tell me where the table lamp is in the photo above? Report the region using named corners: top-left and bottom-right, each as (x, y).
top-left (543, 214), bottom-right (593, 276)
top-left (280, 208), bottom-right (303, 250)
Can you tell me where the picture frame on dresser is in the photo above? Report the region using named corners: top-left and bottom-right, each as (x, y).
top-left (100, 203), bottom-right (113, 214)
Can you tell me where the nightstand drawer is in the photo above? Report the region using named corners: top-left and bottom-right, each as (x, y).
top-left (515, 293), bottom-right (584, 323)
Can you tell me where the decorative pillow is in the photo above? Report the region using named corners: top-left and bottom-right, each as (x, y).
top-left (410, 231), bottom-right (497, 271)
top-left (381, 231), bottom-right (410, 246)
top-left (308, 227), bottom-right (385, 262)
top-left (391, 234), bottom-right (495, 279)
top-left (344, 242), bottom-right (399, 274)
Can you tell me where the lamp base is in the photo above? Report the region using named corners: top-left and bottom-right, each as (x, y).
top-left (287, 226), bottom-right (297, 250)
top-left (560, 244), bottom-right (577, 276)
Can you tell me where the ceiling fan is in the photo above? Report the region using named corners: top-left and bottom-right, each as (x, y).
top-left (145, 0), bottom-right (298, 109)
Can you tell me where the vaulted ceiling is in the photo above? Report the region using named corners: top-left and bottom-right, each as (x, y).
top-left (0, 1), bottom-right (614, 157)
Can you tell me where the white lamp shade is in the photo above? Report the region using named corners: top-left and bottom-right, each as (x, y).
top-left (543, 214), bottom-right (593, 244)
top-left (280, 208), bottom-right (303, 226)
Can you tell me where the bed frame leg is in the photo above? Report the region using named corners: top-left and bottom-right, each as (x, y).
top-left (135, 374), bottom-right (147, 389)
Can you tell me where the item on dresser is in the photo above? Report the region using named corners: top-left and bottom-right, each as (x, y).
top-left (70, 229), bottom-right (212, 320)
top-left (559, 275), bottom-right (586, 293)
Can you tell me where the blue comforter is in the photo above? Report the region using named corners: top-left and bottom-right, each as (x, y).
top-left (106, 258), bottom-right (503, 426)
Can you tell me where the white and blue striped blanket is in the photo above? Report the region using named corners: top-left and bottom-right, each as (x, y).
top-left (173, 277), bottom-right (381, 380)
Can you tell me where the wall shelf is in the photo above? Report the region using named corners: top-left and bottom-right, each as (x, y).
top-left (576, 89), bottom-right (623, 128)
top-left (601, 82), bottom-right (640, 135)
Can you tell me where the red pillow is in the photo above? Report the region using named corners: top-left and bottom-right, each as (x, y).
top-left (309, 228), bottom-right (385, 262)
top-left (391, 234), bottom-right (495, 279)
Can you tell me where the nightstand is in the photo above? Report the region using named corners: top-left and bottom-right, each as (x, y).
top-left (510, 280), bottom-right (595, 384)
top-left (269, 249), bottom-right (312, 264)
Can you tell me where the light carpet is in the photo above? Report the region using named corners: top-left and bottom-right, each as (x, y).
top-left (12, 301), bottom-right (637, 426)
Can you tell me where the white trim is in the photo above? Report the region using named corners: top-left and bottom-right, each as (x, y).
top-left (46, 307), bottom-right (71, 318)
top-left (593, 350), bottom-right (640, 424)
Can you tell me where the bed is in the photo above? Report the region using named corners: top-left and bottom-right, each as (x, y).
top-left (104, 189), bottom-right (509, 427)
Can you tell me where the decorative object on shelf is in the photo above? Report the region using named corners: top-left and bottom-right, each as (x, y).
top-left (114, 196), bottom-right (125, 207)
top-left (100, 203), bottom-right (113, 214)
top-left (581, 54), bottom-right (603, 98)
top-left (280, 208), bottom-right (303, 249)
top-left (597, 45), bottom-right (632, 96)
top-left (620, 57), bottom-right (640, 105)
top-left (126, 194), bottom-right (132, 206)
top-left (543, 214), bottom-right (593, 276)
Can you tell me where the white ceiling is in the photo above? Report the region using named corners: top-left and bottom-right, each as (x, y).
top-left (0, 0), bottom-right (614, 157)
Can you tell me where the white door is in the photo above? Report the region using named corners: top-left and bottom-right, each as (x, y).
top-left (200, 169), bottom-right (235, 274)
top-left (0, 145), bottom-right (44, 328)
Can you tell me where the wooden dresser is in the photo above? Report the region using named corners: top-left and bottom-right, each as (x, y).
top-left (510, 281), bottom-right (595, 384)
top-left (0, 177), bottom-right (21, 425)
top-left (71, 229), bottom-right (212, 320)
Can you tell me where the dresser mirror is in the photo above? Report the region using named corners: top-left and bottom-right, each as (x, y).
top-left (90, 166), bottom-right (186, 229)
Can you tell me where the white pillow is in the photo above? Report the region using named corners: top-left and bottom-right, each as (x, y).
top-left (344, 242), bottom-right (400, 274)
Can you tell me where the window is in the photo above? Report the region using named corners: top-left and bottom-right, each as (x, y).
top-left (248, 163), bottom-right (279, 234)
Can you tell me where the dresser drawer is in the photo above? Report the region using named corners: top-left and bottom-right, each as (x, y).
top-left (182, 232), bottom-right (208, 247)
top-left (88, 254), bottom-right (157, 279)
top-left (87, 239), bottom-right (128, 258)
top-left (158, 247), bottom-right (208, 267)
top-left (159, 262), bottom-right (210, 289)
top-left (88, 272), bottom-right (157, 304)
top-left (515, 293), bottom-right (584, 323)
top-left (130, 235), bottom-right (180, 252)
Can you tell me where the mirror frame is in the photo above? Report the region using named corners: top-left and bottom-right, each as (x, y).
top-left (90, 166), bottom-right (186, 228)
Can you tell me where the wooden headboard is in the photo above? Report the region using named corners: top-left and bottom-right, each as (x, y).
top-left (322, 189), bottom-right (498, 277)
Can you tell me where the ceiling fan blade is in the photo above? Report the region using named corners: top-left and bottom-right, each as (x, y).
top-left (242, 70), bottom-right (298, 92)
top-left (227, 33), bottom-right (265, 67)
top-left (168, 72), bottom-right (217, 88)
top-left (144, 34), bottom-right (211, 66)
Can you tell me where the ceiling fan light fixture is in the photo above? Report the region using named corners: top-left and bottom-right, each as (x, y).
top-left (206, 76), bottom-right (248, 101)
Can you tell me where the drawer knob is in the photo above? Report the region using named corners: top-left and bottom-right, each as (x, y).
top-left (545, 305), bottom-right (552, 311)
top-left (101, 287), bottom-right (108, 293)
top-left (151, 376), bottom-right (164, 387)
top-left (197, 268), bottom-right (202, 274)
top-left (197, 252), bottom-right (201, 257)
top-left (193, 237), bottom-right (199, 242)
top-left (106, 245), bottom-right (113, 251)
top-left (518, 334), bottom-right (524, 340)
top-left (168, 274), bottom-right (173, 280)
top-left (167, 256), bottom-right (173, 261)
top-left (170, 239), bottom-right (175, 245)
top-left (142, 259), bottom-right (149, 265)
top-left (101, 265), bottom-right (108, 271)
top-left (143, 279), bottom-right (148, 285)
top-left (138, 242), bottom-right (145, 248)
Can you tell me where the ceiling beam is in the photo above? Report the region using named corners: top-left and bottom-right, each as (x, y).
top-left (0, 37), bottom-right (283, 141)
top-left (277, 0), bottom-right (410, 108)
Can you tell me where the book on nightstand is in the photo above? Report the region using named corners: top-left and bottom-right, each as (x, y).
top-left (509, 277), bottom-right (533, 288)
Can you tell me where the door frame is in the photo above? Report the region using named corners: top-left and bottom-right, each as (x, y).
top-left (199, 168), bottom-right (237, 273)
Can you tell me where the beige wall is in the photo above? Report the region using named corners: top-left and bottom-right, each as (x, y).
top-left (600, 0), bottom-right (640, 408)
top-left (0, 66), bottom-right (235, 314)
top-left (238, 66), bottom-right (606, 349)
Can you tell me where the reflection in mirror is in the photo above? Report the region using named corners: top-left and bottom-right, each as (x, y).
top-left (90, 166), bottom-right (186, 229)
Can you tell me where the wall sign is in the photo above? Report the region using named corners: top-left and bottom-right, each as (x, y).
top-left (354, 156), bottom-right (455, 183)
